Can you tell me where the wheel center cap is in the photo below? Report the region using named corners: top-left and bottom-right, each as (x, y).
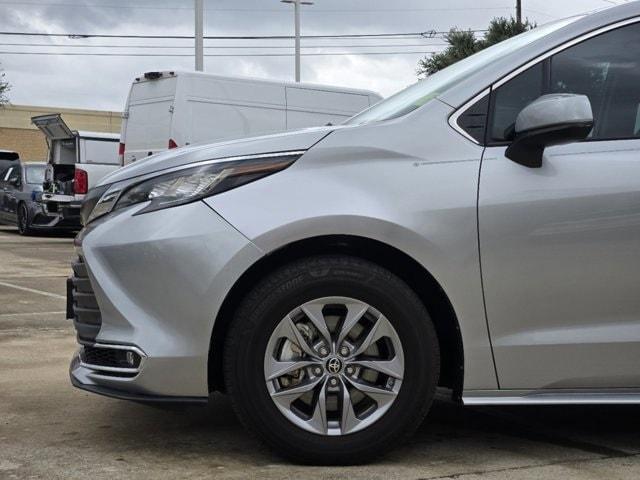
top-left (326, 357), bottom-right (343, 374)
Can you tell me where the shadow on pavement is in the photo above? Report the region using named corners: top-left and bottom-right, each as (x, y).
top-left (0, 225), bottom-right (77, 239)
top-left (71, 394), bottom-right (640, 465)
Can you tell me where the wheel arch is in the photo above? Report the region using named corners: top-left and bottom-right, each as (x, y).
top-left (208, 234), bottom-right (465, 399)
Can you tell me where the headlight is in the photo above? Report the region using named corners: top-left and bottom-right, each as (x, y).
top-left (85, 152), bottom-right (301, 225)
top-left (80, 184), bottom-right (109, 226)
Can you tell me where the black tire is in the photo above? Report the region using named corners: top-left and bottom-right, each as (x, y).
top-left (223, 255), bottom-right (440, 465)
top-left (17, 203), bottom-right (35, 236)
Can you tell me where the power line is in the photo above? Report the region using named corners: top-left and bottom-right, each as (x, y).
top-left (0, 30), bottom-right (486, 40)
top-left (522, 7), bottom-right (555, 18)
top-left (0, 42), bottom-right (448, 49)
top-left (0, 1), bottom-right (525, 13)
top-left (0, 50), bottom-right (439, 57)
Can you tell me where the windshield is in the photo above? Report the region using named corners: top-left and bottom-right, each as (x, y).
top-left (26, 165), bottom-right (45, 184)
top-left (345, 16), bottom-right (581, 126)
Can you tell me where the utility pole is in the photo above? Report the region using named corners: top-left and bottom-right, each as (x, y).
top-left (516, 0), bottom-right (522, 25)
top-left (281, 0), bottom-right (314, 82)
top-left (195, 0), bottom-right (204, 71)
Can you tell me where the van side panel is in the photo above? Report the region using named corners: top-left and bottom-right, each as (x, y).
top-left (185, 75), bottom-right (286, 109)
top-left (285, 87), bottom-right (371, 129)
top-left (173, 75), bottom-right (286, 145)
top-left (184, 100), bottom-right (287, 145)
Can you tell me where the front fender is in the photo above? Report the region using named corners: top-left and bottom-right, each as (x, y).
top-left (205, 122), bottom-right (497, 390)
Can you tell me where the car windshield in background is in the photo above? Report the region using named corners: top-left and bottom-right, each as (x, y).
top-left (26, 165), bottom-right (45, 184)
top-left (344, 16), bottom-right (581, 126)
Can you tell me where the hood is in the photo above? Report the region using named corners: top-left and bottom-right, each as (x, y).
top-left (100, 126), bottom-right (337, 186)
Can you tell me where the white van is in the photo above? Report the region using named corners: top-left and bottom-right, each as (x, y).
top-left (119, 71), bottom-right (382, 164)
top-left (31, 114), bottom-right (120, 229)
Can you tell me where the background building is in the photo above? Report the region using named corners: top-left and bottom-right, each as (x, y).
top-left (0, 104), bottom-right (121, 161)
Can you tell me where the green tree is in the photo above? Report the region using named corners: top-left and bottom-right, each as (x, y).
top-left (0, 64), bottom-right (10, 106)
top-left (418, 17), bottom-right (535, 77)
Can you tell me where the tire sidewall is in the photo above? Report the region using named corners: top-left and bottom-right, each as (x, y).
top-left (17, 204), bottom-right (29, 235)
top-left (226, 256), bottom-right (440, 462)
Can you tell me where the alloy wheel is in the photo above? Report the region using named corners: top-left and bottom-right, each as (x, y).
top-left (264, 296), bottom-right (404, 436)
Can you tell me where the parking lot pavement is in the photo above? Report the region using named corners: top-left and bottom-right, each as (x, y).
top-left (2, 225), bottom-right (640, 479)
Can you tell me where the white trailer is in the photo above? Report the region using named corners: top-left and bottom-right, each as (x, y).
top-left (119, 71), bottom-right (382, 164)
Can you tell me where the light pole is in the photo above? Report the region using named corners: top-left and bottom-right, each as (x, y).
top-left (281, 0), bottom-right (313, 82)
top-left (516, 0), bottom-right (522, 25)
top-left (195, 0), bottom-right (204, 71)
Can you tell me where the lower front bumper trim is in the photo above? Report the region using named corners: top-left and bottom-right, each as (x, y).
top-left (70, 374), bottom-right (209, 404)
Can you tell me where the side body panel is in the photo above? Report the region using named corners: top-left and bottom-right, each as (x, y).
top-left (480, 140), bottom-right (640, 389)
top-left (78, 138), bottom-right (121, 190)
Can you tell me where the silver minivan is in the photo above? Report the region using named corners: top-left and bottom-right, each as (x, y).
top-left (69, 3), bottom-right (640, 464)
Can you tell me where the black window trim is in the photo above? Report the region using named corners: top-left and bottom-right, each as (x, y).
top-left (448, 88), bottom-right (491, 145)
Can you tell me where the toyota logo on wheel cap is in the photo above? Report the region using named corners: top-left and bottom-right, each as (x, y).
top-left (326, 357), bottom-right (342, 374)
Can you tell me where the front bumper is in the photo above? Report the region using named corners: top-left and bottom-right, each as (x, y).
top-left (70, 353), bottom-right (207, 404)
top-left (30, 200), bottom-right (81, 230)
top-left (68, 200), bottom-right (263, 400)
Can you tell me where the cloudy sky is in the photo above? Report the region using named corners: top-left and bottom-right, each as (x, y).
top-left (0, 0), bottom-right (628, 111)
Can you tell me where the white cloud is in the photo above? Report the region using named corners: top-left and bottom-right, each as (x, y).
top-left (304, 53), bottom-right (420, 97)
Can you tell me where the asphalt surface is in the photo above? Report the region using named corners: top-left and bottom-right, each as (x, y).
top-left (1, 223), bottom-right (640, 479)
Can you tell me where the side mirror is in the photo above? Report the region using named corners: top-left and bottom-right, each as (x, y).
top-left (9, 176), bottom-right (20, 187)
top-left (505, 93), bottom-right (593, 168)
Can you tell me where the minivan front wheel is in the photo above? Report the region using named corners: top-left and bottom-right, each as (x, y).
top-left (224, 255), bottom-right (440, 464)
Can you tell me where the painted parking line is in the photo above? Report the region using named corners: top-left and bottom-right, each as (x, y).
top-left (0, 274), bottom-right (70, 279)
top-left (0, 281), bottom-right (66, 300)
top-left (0, 311), bottom-right (66, 318)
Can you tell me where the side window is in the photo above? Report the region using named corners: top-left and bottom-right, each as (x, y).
top-left (489, 63), bottom-right (544, 142)
top-left (6, 166), bottom-right (21, 186)
top-left (550, 23), bottom-right (640, 139)
top-left (3, 167), bottom-right (14, 182)
top-left (457, 95), bottom-right (490, 143)
top-left (488, 22), bottom-right (640, 144)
